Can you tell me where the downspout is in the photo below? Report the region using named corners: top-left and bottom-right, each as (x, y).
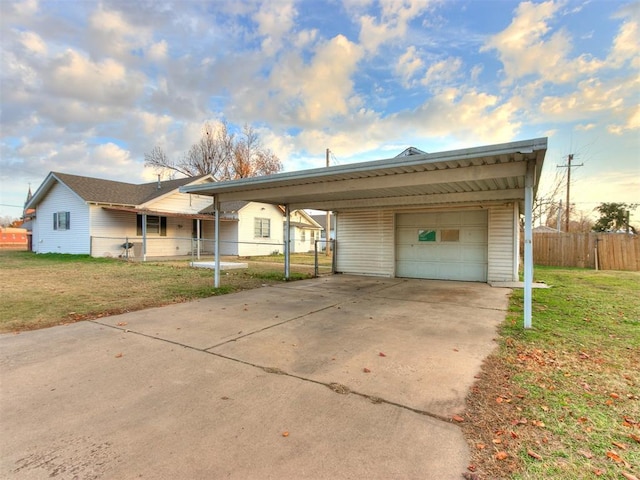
top-left (214, 196), bottom-right (220, 288)
top-left (284, 204), bottom-right (291, 280)
top-left (523, 160), bottom-right (535, 329)
top-left (142, 213), bottom-right (147, 262)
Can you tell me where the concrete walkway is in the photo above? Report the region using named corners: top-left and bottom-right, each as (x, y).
top-left (1, 275), bottom-right (510, 479)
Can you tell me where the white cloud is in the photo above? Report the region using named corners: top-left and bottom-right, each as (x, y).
top-left (45, 49), bottom-right (146, 107)
top-left (18, 30), bottom-right (47, 55)
top-left (482, 0), bottom-right (603, 85)
top-left (609, 18), bottom-right (640, 68)
top-left (396, 46), bottom-right (424, 86)
top-left (358, 0), bottom-right (434, 53)
top-left (253, 0), bottom-right (297, 56)
top-left (421, 57), bottom-right (462, 88)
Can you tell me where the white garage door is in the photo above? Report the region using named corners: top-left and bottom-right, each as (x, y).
top-left (395, 211), bottom-right (488, 281)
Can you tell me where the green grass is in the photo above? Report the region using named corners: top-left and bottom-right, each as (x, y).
top-left (467, 267), bottom-right (640, 479)
top-left (0, 251), bottom-right (314, 333)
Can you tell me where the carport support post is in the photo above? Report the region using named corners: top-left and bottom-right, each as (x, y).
top-left (524, 160), bottom-right (535, 329)
top-left (284, 204), bottom-right (291, 280)
top-left (214, 196), bottom-right (220, 288)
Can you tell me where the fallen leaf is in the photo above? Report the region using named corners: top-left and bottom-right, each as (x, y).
top-left (612, 441), bottom-right (627, 450)
top-left (578, 449), bottom-right (593, 459)
top-left (467, 465), bottom-right (477, 472)
top-left (606, 451), bottom-right (622, 463)
top-left (378, 352), bottom-right (387, 357)
top-left (492, 439), bottom-right (502, 444)
top-left (476, 443), bottom-right (486, 450)
top-left (453, 348), bottom-right (459, 352)
top-left (363, 367), bottom-right (371, 373)
top-left (220, 396), bottom-right (230, 400)
top-left (593, 469), bottom-right (603, 476)
top-left (496, 397), bottom-right (504, 404)
top-left (282, 431), bottom-right (289, 437)
top-left (116, 322), bottom-right (127, 327)
top-left (115, 353), bottom-right (123, 358)
top-left (610, 393), bottom-right (620, 399)
top-left (495, 451), bottom-right (508, 461)
top-left (452, 415), bottom-right (464, 423)
top-left (528, 450), bottom-right (542, 460)
top-left (532, 420), bottom-right (545, 427)
top-left (621, 472), bottom-right (639, 480)
top-left (630, 433), bottom-right (640, 443)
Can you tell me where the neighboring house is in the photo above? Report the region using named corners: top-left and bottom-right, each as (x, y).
top-left (204, 201), bottom-right (285, 257)
top-left (0, 227), bottom-right (28, 249)
top-left (311, 213), bottom-right (335, 242)
top-left (26, 172), bottom-right (220, 258)
top-left (286, 209), bottom-right (322, 253)
top-left (26, 171), bottom-right (303, 259)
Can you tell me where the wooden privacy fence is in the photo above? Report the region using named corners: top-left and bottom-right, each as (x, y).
top-left (532, 232), bottom-right (640, 271)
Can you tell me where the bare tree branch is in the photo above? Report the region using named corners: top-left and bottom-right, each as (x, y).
top-left (144, 121), bottom-right (282, 181)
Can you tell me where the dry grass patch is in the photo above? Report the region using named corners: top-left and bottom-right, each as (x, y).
top-left (0, 251), bottom-right (313, 333)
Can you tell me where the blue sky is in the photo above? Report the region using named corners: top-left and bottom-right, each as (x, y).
top-left (1, 0), bottom-right (639, 223)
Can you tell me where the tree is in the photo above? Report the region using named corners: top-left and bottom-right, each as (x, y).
top-left (592, 202), bottom-right (638, 234)
top-left (145, 121), bottom-right (283, 181)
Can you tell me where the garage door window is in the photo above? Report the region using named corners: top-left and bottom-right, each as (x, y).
top-left (441, 229), bottom-right (460, 242)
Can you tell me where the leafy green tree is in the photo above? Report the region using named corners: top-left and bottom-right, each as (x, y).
top-left (592, 202), bottom-right (638, 234)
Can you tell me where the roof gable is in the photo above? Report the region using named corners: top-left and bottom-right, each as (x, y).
top-left (26, 172), bottom-right (211, 209)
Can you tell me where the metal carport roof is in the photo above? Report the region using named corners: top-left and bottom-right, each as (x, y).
top-left (180, 138), bottom-right (547, 211)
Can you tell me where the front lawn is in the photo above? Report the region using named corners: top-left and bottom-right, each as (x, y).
top-left (0, 251), bottom-right (313, 333)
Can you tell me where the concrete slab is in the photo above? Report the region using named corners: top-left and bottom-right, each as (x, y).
top-left (191, 261), bottom-right (248, 270)
top-left (1, 275), bottom-right (510, 479)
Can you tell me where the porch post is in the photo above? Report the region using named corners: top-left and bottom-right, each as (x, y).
top-left (142, 213), bottom-right (147, 262)
top-left (196, 219), bottom-right (201, 260)
top-left (214, 196), bottom-right (220, 288)
top-left (284, 204), bottom-right (291, 280)
top-left (524, 160), bottom-right (535, 329)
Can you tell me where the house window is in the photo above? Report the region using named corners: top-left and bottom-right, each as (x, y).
top-left (301, 230), bottom-right (306, 242)
top-left (254, 218), bottom-right (270, 238)
top-left (137, 214), bottom-right (167, 236)
top-left (53, 211), bottom-right (70, 230)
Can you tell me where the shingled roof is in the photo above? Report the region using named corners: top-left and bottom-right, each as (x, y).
top-left (27, 172), bottom-right (210, 208)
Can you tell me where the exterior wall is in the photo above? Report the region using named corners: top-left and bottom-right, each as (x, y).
top-left (487, 203), bottom-right (518, 282)
top-left (336, 204), bottom-right (518, 282)
top-left (336, 210), bottom-right (395, 276)
top-left (237, 203), bottom-right (284, 256)
top-left (147, 191), bottom-right (213, 214)
top-left (219, 221), bottom-right (239, 255)
top-left (33, 182), bottom-right (90, 254)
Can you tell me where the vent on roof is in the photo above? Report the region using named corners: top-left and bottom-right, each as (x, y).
top-left (157, 175), bottom-right (161, 190)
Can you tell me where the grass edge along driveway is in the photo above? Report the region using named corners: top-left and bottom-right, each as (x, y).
top-left (462, 266), bottom-right (639, 480)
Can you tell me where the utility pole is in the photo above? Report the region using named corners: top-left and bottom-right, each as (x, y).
top-left (326, 148), bottom-right (331, 257)
top-left (557, 154), bottom-right (583, 232)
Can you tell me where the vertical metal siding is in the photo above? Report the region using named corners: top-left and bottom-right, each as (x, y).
top-left (336, 210), bottom-right (394, 276)
top-left (488, 204), bottom-right (517, 282)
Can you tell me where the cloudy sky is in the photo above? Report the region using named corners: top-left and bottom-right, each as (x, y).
top-left (1, 0), bottom-right (638, 222)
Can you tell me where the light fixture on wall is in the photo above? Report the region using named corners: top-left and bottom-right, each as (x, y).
top-left (177, 224), bottom-right (183, 229)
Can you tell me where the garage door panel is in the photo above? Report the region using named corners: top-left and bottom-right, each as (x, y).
top-left (395, 211), bottom-right (488, 282)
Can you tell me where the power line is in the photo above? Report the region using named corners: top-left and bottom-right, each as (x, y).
top-left (557, 153), bottom-right (583, 232)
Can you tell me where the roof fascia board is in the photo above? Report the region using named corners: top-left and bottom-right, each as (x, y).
top-left (181, 138), bottom-right (547, 196)
top-left (290, 188), bottom-right (525, 211)
top-left (138, 175), bottom-right (213, 208)
top-left (207, 161), bottom-right (527, 204)
top-left (26, 172), bottom-right (87, 209)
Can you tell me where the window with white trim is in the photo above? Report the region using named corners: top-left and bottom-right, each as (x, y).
top-left (53, 211), bottom-right (70, 230)
top-left (254, 218), bottom-right (270, 238)
top-left (137, 214), bottom-right (167, 236)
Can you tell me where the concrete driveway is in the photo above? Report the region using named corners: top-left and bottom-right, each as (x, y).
top-left (1, 275), bottom-right (510, 479)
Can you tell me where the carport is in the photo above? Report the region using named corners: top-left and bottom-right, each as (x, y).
top-left (181, 138), bottom-right (547, 327)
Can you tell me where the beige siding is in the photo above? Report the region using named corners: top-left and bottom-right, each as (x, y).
top-left (149, 192), bottom-right (213, 214)
top-left (336, 210), bottom-right (394, 276)
top-left (487, 204), bottom-right (517, 282)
